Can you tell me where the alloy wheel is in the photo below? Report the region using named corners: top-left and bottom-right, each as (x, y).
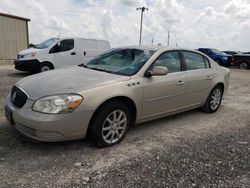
top-left (102, 110), bottom-right (127, 144)
top-left (210, 88), bottom-right (221, 111)
top-left (240, 62), bottom-right (247, 70)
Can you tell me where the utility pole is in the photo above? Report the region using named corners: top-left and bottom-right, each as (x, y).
top-left (136, 7), bottom-right (148, 45)
top-left (151, 38), bottom-right (154, 45)
top-left (167, 31), bottom-right (170, 47)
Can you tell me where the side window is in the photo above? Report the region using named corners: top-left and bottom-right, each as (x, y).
top-left (58, 39), bottom-right (74, 52)
top-left (203, 57), bottom-right (211, 68)
top-left (153, 51), bottom-right (181, 73)
top-left (183, 51), bottom-right (207, 70)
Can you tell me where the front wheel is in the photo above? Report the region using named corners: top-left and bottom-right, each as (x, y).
top-left (89, 102), bottom-right (130, 147)
top-left (38, 63), bottom-right (53, 73)
top-left (202, 85), bottom-right (223, 113)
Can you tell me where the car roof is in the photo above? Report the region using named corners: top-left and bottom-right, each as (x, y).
top-left (114, 45), bottom-right (202, 53)
top-left (59, 37), bottom-right (109, 42)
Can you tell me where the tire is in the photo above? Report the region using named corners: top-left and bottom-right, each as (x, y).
top-left (239, 62), bottom-right (248, 70)
top-left (38, 63), bottom-right (53, 73)
top-left (89, 102), bottom-right (131, 148)
top-left (202, 85), bottom-right (223, 113)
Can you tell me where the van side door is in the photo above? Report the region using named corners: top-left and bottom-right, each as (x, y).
top-left (79, 39), bottom-right (99, 64)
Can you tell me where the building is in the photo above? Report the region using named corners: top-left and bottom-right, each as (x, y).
top-left (0, 12), bottom-right (30, 61)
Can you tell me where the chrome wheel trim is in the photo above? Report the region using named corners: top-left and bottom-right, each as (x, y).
top-left (102, 110), bottom-right (127, 144)
top-left (41, 66), bottom-right (50, 72)
top-left (240, 63), bottom-right (247, 70)
top-left (210, 88), bottom-right (221, 111)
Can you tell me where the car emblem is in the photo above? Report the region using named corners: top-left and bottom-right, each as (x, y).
top-left (11, 91), bottom-right (17, 102)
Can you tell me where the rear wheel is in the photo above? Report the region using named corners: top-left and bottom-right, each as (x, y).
top-left (202, 85), bottom-right (223, 113)
top-left (239, 62), bottom-right (248, 70)
top-left (89, 102), bottom-right (131, 147)
top-left (38, 63), bottom-right (53, 73)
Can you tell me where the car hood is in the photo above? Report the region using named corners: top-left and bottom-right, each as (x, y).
top-left (16, 66), bottom-right (130, 100)
top-left (18, 48), bottom-right (41, 55)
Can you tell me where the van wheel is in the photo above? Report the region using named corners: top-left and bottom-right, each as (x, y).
top-left (38, 63), bottom-right (53, 72)
top-left (89, 102), bottom-right (130, 148)
top-left (202, 85), bottom-right (222, 113)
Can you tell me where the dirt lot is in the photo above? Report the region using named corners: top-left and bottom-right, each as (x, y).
top-left (0, 65), bottom-right (249, 187)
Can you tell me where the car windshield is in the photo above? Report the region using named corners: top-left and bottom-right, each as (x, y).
top-left (80, 48), bottom-right (156, 76)
top-left (35, 38), bottom-right (59, 49)
top-left (212, 49), bottom-right (227, 55)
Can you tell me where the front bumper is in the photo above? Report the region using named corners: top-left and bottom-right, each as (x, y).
top-left (5, 95), bottom-right (93, 142)
top-left (14, 59), bottom-right (40, 72)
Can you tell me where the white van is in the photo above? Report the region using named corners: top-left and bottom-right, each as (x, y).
top-left (14, 37), bottom-right (111, 72)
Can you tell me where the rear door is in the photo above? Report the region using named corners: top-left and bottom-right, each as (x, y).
top-left (181, 51), bottom-right (214, 106)
top-left (142, 51), bottom-right (189, 119)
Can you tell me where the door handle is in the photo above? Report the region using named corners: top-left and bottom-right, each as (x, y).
top-left (83, 51), bottom-right (86, 56)
top-left (206, 75), bottom-right (212, 80)
top-left (177, 80), bottom-right (185, 85)
top-left (71, 52), bottom-right (76, 55)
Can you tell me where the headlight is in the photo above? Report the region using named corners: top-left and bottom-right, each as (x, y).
top-left (32, 94), bottom-right (83, 114)
top-left (23, 52), bottom-right (37, 59)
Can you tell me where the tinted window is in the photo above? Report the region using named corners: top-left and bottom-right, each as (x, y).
top-left (58, 39), bottom-right (74, 52)
top-left (183, 51), bottom-right (207, 70)
top-left (153, 51), bottom-right (181, 73)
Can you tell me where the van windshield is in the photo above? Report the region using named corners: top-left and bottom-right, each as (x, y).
top-left (80, 48), bottom-right (156, 76)
top-left (35, 38), bottom-right (59, 49)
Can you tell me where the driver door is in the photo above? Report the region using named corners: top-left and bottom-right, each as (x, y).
top-left (50, 39), bottom-right (77, 68)
top-left (142, 51), bottom-right (188, 119)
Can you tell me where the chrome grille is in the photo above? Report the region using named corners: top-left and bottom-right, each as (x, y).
top-left (11, 86), bottom-right (28, 108)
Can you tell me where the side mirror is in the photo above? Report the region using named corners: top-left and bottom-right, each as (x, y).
top-left (145, 66), bottom-right (168, 78)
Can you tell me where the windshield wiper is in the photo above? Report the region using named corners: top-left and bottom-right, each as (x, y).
top-left (78, 64), bottom-right (112, 73)
top-left (79, 64), bottom-right (89, 68)
top-left (88, 67), bottom-right (112, 73)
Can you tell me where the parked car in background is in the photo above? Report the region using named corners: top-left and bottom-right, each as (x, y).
top-left (231, 54), bottom-right (250, 70)
top-left (223, 51), bottom-right (250, 69)
top-left (14, 37), bottom-right (111, 73)
top-left (197, 48), bottom-right (232, 67)
top-left (223, 51), bottom-right (242, 56)
top-left (5, 46), bottom-right (230, 147)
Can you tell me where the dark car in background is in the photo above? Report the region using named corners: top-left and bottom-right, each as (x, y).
top-left (197, 48), bottom-right (232, 67)
top-left (223, 51), bottom-right (250, 69)
top-left (223, 51), bottom-right (242, 56)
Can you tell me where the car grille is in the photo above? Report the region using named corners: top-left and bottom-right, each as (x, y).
top-left (16, 124), bottom-right (64, 140)
top-left (17, 55), bottom-right (24, 59)
top-left (11, 86), bottom-right (28, 108)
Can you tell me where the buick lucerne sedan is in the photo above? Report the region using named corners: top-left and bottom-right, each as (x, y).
top-left (5, 46), bottom-right (230, 147)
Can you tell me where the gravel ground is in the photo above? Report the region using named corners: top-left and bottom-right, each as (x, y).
top-left (0, 65), bottom-right (249, 187)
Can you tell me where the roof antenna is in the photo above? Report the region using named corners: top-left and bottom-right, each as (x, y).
top-left (58, 33), bottom-right (62, 38)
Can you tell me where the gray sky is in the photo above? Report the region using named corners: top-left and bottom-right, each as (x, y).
top-left (1, 0), bottom-right (250, 51)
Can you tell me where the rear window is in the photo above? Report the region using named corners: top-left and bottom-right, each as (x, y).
top-left (183, 51), bottom-right (208, 70)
